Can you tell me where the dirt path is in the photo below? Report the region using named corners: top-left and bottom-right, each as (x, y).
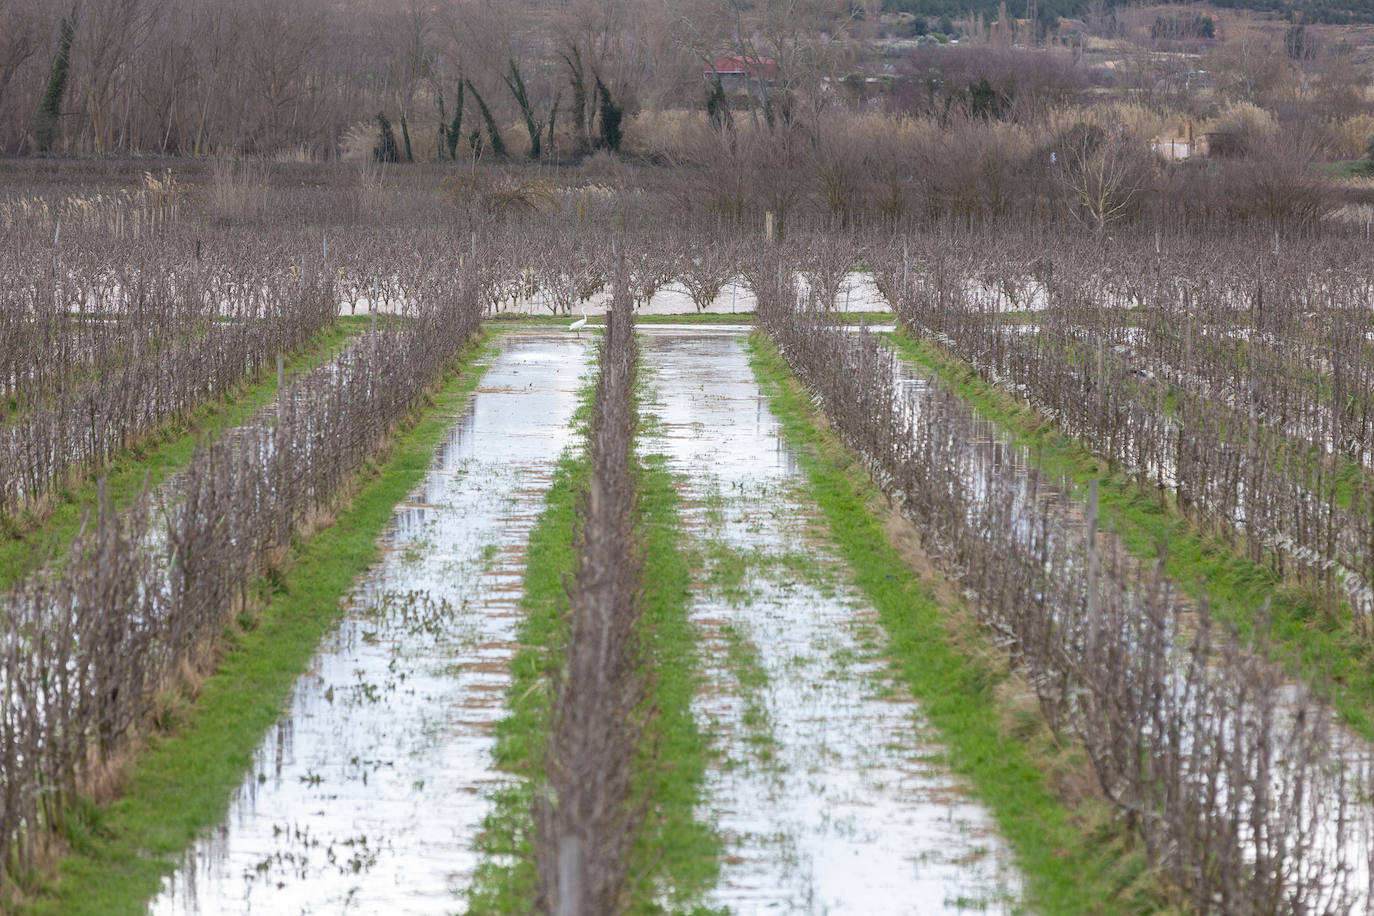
top-left (149, 332), bottom-right (591, 916)
top-left (638, 329), bottom-right (1022, 915)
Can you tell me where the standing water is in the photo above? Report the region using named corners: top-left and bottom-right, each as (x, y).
top-left (639, 329), bottom-right (1022, 914)
top-left (149, 332), bottom-right (591, 915)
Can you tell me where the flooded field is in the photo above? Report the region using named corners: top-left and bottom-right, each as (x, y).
top-left (149, 332), bottom-right (591, 916)
top-left (341, 272), bottom-right (892, 318)
top-left (10, 145), bottom-right (1374, 916)
top-left (639, 329), bottom-right (1023, 914)
top-left (144, 325), bottom-right (1024, 916)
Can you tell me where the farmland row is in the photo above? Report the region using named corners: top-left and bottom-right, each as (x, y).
top-left (642, 327), bottom-right (1028, 913)
top-left (143, 329), bottom-right (582, 914)
top-left (0, 286), bottom-right (483, 897)
top-left (755, 279), bottom-right (1374, 913)
top-left (861, 229), bottom-right (1374, 631)
top-left (0, 247), bottom-right (337, 523)
top-left (0, 317), bottom-right (369, 595)
top-left (468, 300), bottom-right (720, 913)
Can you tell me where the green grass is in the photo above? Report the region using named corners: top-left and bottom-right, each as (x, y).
top-left (0, 316), bottom-right (372, 590)
top-left (884, 326), bottom-right (1374, 741)
top-left (1325, 158), bottom-right (1373, 179)
top-left (747, 332), bottom-right (1162, 916)
top-left (467, 367), bottom-right (719, 914)
top-left (16, 328), bottom-right (500, 916)
top-left (629, 452), bottom-right (720, 913)
top-left (701, 539), bottom-right (834, 606)
top-left (720, 624), bottom-right (776, 764)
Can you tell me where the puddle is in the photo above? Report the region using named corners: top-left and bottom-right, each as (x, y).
top-left (638, 330), bottom-right (1022, 915)
top-left (149, 332), bottom-right (591, 916)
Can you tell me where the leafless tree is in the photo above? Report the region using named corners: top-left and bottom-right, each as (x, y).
top-left (757, 283), bottom-right (1374, 914)
top-left (0, 213), bottom-right (488, 893)
top-left (1054, 131), bottom-right (1151, 233)
top-left (678, 235), bottom-right (741, 311)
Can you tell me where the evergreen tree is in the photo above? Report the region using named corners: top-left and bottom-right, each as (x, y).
top-left (595, 75), bottom-right (623, 152)
top-left (968, 77), bottom-right (1009, 119)
top-left (374, 112), bottom-right (400, 163)
top-left (503, 60), bottom-right (543, 159)
top-left (34, 9), bottom-right (76, 153)
top-left (546, 93), bottom-right (561, 157)
top-left (706, 77), bottom-right (733, 133)
top-left (466, 79), bottom-right (508, 158)
top-left (441, 81), bottom-right (465, 160)
top-left (400, 114), bottom-right (414, 162)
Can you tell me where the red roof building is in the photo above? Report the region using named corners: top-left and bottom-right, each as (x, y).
top-left (705, 56), bottom-right (781, 83)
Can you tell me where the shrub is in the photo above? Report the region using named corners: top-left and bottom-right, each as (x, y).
top-left (373, 113), bottom-right (400, 164)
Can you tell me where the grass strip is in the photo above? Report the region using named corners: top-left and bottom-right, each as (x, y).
top-left (628, 452), bottom-right (720, 913)
top-left (17, 327), bottom-right (500, 916)
top-left (748, 331), bottom-right (1162, 916)
top-left (0, 315), bottom-right (372, 590)
top-left (884, 327), bottom-right (1374, 741)
top-left (720, 623), bottom-right (776, 765)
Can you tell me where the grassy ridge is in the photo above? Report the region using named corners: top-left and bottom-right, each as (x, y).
top-left (467, 361), bottom-right (717, 914)
top-left (464, 443), bottom-right (585, 913)
top-left (747, 332), bottom-right (1161, 916)
top-left (17, 328), bottom-right (499, 916)
top-left (884, 327), bottom-right (1374, 741)
top-left (629, 452), bottom-right (720, 913)
top-left (0, 315), bottom-right (372, 591)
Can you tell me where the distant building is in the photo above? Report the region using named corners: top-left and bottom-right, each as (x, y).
top-left (705, 56), bottom-right (781, 91)
top-left (1152, 137), bottom-right (1192, 161)
top-left (1151, 121), bottom-right (1209, 161)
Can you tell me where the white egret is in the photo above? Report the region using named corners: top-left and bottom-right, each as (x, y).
top-left (569, 306), bottom-right (589, 335)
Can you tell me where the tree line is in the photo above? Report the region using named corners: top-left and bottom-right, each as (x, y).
top-left (0, 0), bottom-right (864, 159)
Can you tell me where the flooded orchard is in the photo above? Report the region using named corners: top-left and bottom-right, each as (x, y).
top-left (147, 325), bottom-right (1024, 915)
top-left (639, 328), bottom-right (1022, 914)
top-left (149, 332), bottom-right (591, 916)
top-left (10, 130), bottom-right (1374, 916)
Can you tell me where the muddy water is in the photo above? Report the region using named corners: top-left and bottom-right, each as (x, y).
top-left (638, 330), bottom-right (1022, 914)
top-left (148, 332), bottom-right (591, 916)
